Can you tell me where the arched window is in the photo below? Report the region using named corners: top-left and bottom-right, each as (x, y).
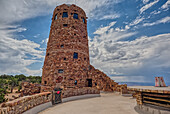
top-left (54, 14), bottom-right (57, 20)
top-left (73, 13), bottom-right (78, 19)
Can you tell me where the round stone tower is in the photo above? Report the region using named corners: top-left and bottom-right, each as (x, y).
top-left (42, 4), bottom-right (90, 89)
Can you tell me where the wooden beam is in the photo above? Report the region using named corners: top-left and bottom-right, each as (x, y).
top-left (143, 96), bottom-right (170, 103)
top-left (143, 101), bottom-right (170, 108)
top-left (142, 93), bottom-right (170, 98)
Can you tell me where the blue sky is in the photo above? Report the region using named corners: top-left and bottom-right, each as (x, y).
top-left (0, 0), bottom-right (170, 84)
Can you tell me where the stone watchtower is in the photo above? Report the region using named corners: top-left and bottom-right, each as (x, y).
top-left (42, 4), bottom-right (90, 88)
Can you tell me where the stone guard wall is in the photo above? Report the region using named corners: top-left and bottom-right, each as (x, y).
top-left (0, 88), bottom-right (99, 114)
top-left (0, 92), bottom-right (51, 114)
top-left (62, 87), bottom-right (100, 98)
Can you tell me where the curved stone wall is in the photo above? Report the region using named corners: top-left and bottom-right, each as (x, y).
top-left (0, 92), bottom-right (51, 114)
top-left (0, 88), bottom-right (99, 114)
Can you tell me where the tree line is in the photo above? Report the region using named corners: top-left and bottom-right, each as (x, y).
top-left (0, 74), bottom-right (41, 103)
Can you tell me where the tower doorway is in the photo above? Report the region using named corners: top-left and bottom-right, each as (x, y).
top-left (87, 79), bottom-right (92, 87)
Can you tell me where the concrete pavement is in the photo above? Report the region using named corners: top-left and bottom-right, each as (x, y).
top-left (39, 92), bottom-right (138, 114)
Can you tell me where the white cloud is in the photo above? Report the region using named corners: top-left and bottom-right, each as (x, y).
top-left (90, 21), bottom-right (170, 82)
top-left (150, 10), bottom-right (161, 15)
top-left (0, 0), bottom-right (120, 24)
top-left (33, 34), bottom-right (40, 38)
top-left (114, 25), bottom-right (130, 32)
top-left (93, 22), bottom-right (116, 35)
top-left (143, 0), bottom-right (150, 4)
top-left (143, 16), bottom-right (170, 26)
top-left (41, 38), bottom-right (49, 44)
top-left (140, 0), bottom-right (159, 14)
top-left (129, 16), bottom-right (145, 26)
top-left (99, 14), bottom-right (120, 20)
top-left (0, 25), bottom-right (44, 75)
top-left (161, 0), bottom-right (170, 9)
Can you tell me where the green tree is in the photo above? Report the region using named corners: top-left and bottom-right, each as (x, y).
top-left (8, 77), bottom-right (18, 93)
top-left (15, 74), bottom-right (26, 81)
top-left (0, 88), bottom-right (6, 103)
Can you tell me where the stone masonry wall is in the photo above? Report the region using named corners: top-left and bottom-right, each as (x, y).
top-left (62, 87), bottom-right (100, 98)
top-left (0, 88), bottom-right (99, 114)
top-left (88, 65), bottom-right (127, 92)
top-left (20, 82), bottom-right (41, 96)
top-left (0, 92), bottom-right (51, 114)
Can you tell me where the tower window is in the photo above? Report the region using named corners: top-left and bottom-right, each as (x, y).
top-left (74, 80), bottom-right (77, 85)
top-left (73, 52), bottom-right (78, 59)
top-left (44, 81), bottom-right (47, 84)
top-left (73, 13), bottom-right (78, 19)
top-left (61, 45), bottom-right (64, 48)
top-left (54, 14), bottom-right (57, 20)
top-left (63, 24), bottom-right (68, 27)
top-left (84, 58), bottom-right (86, 60)
top-left (62, 12), bottom-right (68, 18)
top-left (83, 18), bottom-right (85, 23)
top-left (47, 53), bottom-right (49, 56)
top-left (64, 58), bottom-right (66, 60)
top-left (58, 69), bottom-right (64, 73)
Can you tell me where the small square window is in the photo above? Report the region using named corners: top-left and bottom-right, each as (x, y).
top-left (54, 14), bottom-right (57, 20)
top-left (61, 45), bottom-right (64, 48)
top-left (64, 58), bottom-right (66, 60)
top-left (73, 13), bottom-right (78, 19)
top-left (62, 12), bottom-right (68, 18)
top-left (73, 52), bottom-right (78, 59)
top-left (63, 24), bottom-right (68, 27)
top-left (58, 69), bottom-right (64, 73)
top-left (84, 58), bottom-right (86, 60)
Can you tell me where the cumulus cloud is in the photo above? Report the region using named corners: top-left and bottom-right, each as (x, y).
top-left (140, 0), bottom-right (159, 14)
top-left (143, 16), bottom-right (170, 26)
top-left (0, 0), bottom-right (121, 24)
top-left (89, 21), bottom-right (170, 82)
top-left (0, 25), bottom-right (44, 75)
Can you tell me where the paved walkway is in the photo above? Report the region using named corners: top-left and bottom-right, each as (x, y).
top-left (128, 86), bottom-right (170, 91)
top-left (39, 93), bottom-right (138, 114)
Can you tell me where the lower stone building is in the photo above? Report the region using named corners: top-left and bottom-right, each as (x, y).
top-left (41, 65), bottom-right (127, 93)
